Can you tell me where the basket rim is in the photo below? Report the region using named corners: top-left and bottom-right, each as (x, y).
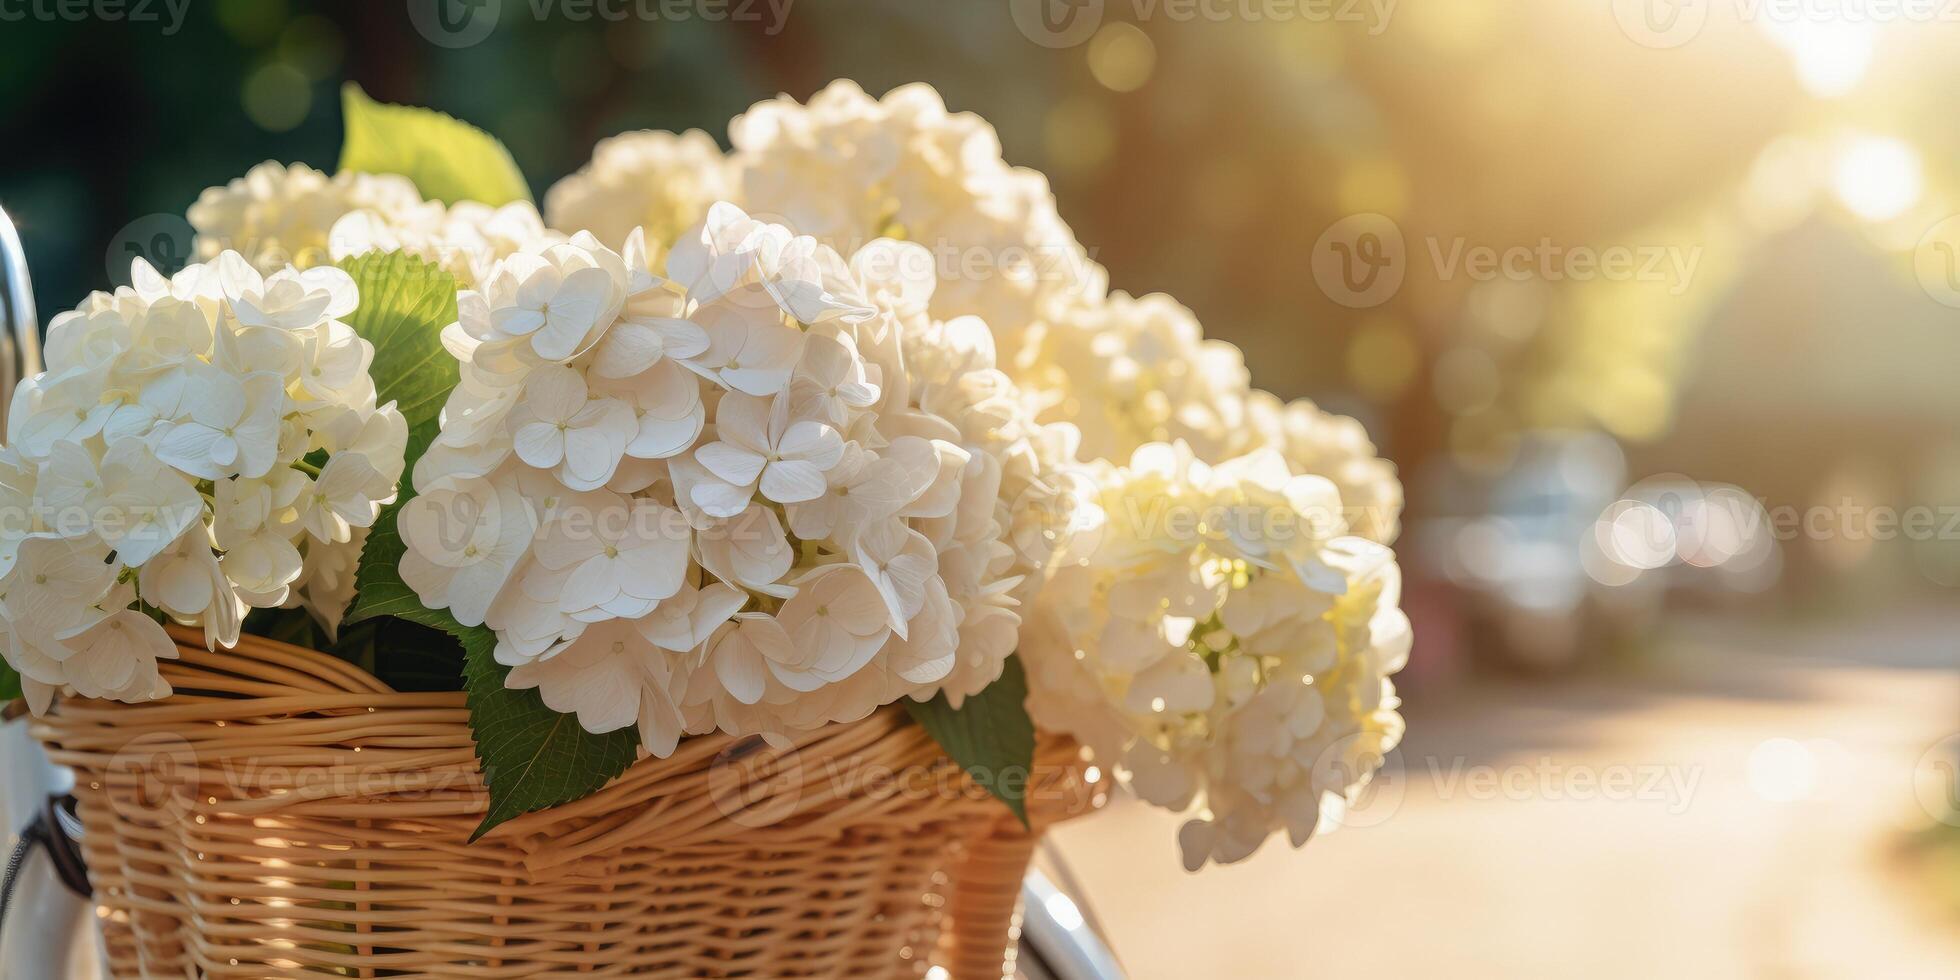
top-left (36, 627), bottom-right (1072, 977)
top-left (31, 625), bottom-right (1089, 864)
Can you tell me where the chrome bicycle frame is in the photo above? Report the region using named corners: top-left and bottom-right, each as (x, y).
top-left (0, 204), bottom-right (100, 979)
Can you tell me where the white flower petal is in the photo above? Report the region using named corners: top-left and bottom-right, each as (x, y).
top-left (758, 458), bottom-right (827, 504)
top-left (696, 442), bottom-right (766, 487)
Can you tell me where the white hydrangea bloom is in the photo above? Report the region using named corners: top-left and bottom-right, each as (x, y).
top-left (402, 203), bottom-right (1084, 754)
top-left (189, 162), bottom-right (429, 274)
top-left (0, 253), bottom-right (407, 712)
top-left (729, 80), bottom-right (1104, 357)
top-left (328, 199), bottom-right (557, 289)
top-left (1018, 290), bottom-right (1404, 543)
top-left (190, 160), bottom-right (555, 288)
top-left (1021, 442), bottom-right (1410, 870)
top-left (545, 129), bottom-right (733, 253)
top-left (1244, 391), bottom-right (1404, 545)
top-left (1014, 291), bottom-right (1255, 465)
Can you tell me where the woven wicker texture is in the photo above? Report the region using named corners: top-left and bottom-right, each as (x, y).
top-left (32, 627), bottom-right (1096, 979)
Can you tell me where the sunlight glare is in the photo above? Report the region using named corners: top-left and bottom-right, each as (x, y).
top-left (1830, 135), bottom-right (1921, 222)
top-left (1759, 18), bottom-right (1878, 97)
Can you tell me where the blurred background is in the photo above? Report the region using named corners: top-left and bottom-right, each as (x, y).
top-left (3, 1), bottom-right (1959, 976)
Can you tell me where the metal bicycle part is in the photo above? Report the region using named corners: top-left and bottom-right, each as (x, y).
top-left (0, 205), bottom-right (42, 433)
top-left (1016, 839), bottom-right (1126, 980)
top-left (0, 205), bottom-right (101, 979)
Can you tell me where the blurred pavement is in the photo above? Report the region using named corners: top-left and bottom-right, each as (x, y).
top-left (1049, 608), bottom-right (1960, 979)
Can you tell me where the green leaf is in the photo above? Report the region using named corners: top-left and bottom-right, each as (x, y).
top-left (342, 458), bottom-right (436, 631)
top-left (338, 248), bottom-right (458, 631)
top-left (0, 660), bottom-right (21, 702)
top-left (338, 84), bottom-right (531, 208)
top-left (906, 656), bottom-right (1035, 827)
top-left (329, 236), bottom-right (630, 839)
top-left (335, 251), bottom-right (460, 441)
top-left (344, 497), bottom-right (636, 839)
top-left (461, 630), bottom-right (640, 840)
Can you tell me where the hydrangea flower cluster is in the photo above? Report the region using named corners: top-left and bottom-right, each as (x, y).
top-left (191, 160), bottom-right (554, 288)
top-left (189, 162), bottom-right (430, 274)
top-left (544, 129), bottom-right (733, 253)
top-left (539, 82), bottom-right (1411, 865)
top-left (1012, 291), bottom-right (1258, 466)
top-left (328, 199), bottom-right (555, 289)
top-left (0, 253), bottom-right (407, 712)
top-left (1021, 443), bottom-right (1411, 869)
top-left (728, 80), bottom-right (1104, 353)
top-left (1243, 391), bottom-right (1404, 544)
top-left (400, 202), bottom-right (1079, 754)
top-left (712, 82), bottom-right (1403, 543)
top-left (1020, 291), bottom-right (1406, 543)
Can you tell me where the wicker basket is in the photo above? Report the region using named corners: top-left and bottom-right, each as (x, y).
top-left (31, 627), bottom-right (1099, 979)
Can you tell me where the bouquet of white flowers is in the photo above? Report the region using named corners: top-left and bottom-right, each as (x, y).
top-left (397, 202), bottom-right (1075, 759)
top-left (3, 81), bottom-right (1408, 878)
top-left (1, 253), bottom-right (405, 712)
top-left (1021, 444), bottom-right (1410, 869)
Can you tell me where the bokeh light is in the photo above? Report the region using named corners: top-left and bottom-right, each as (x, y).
top-left (1831, 134), bottom-right (1922, 222)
